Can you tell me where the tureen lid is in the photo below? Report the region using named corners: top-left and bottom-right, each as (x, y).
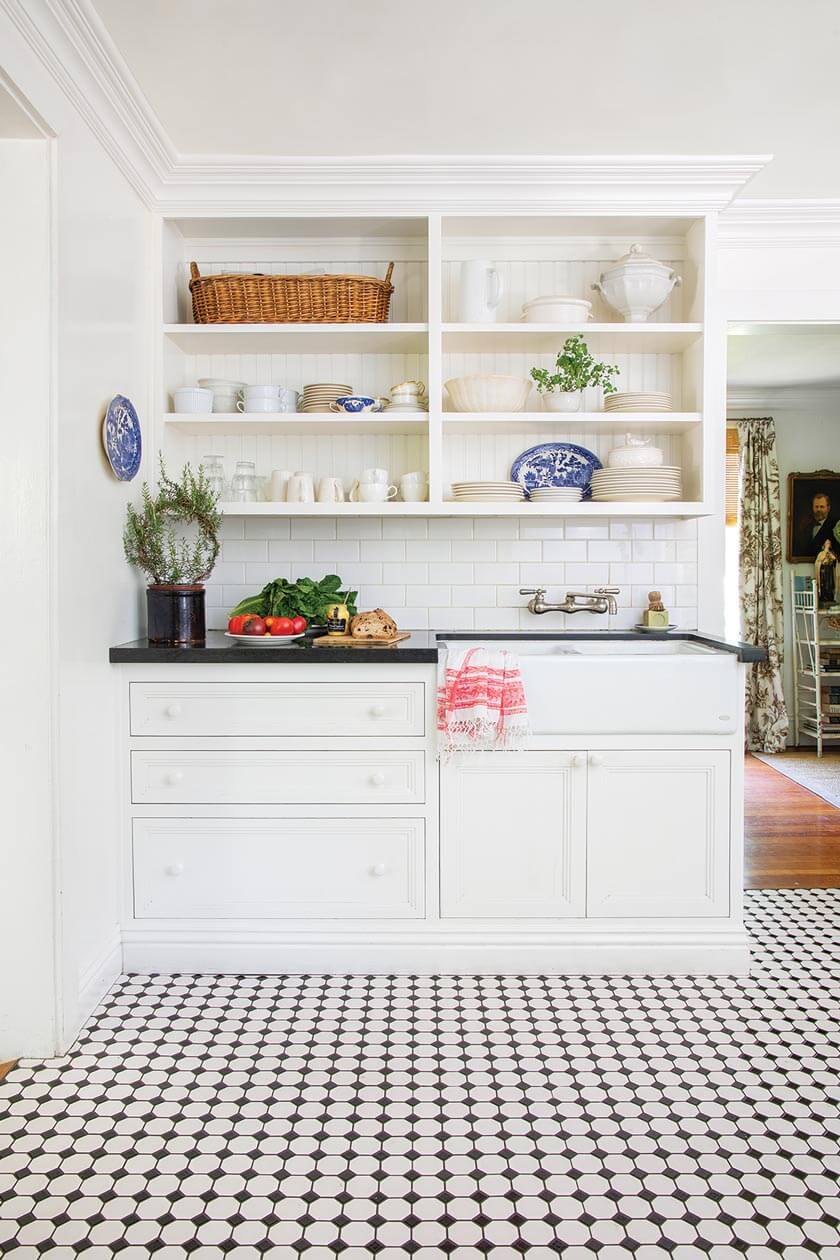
top-left (609, 243), bottom-right (671, 271)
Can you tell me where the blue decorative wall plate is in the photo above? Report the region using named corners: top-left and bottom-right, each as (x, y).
top-left (103, 394), bottom-right (142, 481)
top-left (511, 441), bottom-right (602, 499)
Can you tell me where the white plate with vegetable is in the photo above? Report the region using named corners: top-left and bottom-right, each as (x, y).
top-left (225, 631), bottom-right (306, 646)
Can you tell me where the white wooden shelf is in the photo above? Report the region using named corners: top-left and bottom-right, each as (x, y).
top-left (442, 323), bottom-right (703, 353)
top-left (164, 412), bottom-right (429, 436)
top-left (219, 500), bottom-right (709, 518)
top-left (163, 323), bottom-right (429, 354)
top-left (441, 411), bottom-right (702, 434)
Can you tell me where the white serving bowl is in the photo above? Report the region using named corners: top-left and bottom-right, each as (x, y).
top-left (521, 296), bottom-right (592, 324)
top-left (444, 374), bottom-right (531, 413)
top-left (173, 386), bottom-right (213, 414)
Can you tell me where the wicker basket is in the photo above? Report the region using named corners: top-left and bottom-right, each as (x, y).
top-left (189, 261), bottom-right (395, 324)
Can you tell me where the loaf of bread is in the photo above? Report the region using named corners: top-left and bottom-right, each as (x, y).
top-left (350, 609), bottom-right (398, 640)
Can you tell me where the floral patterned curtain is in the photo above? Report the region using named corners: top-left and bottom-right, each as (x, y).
top-left (737, 417), bottom-right (789, 752)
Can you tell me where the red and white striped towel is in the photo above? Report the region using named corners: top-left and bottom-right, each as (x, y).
top-left (436, 647), bottom-right (530, 757)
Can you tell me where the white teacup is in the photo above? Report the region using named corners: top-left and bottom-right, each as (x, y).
top-left (238, 398), bottom-right (279, 413)
top-left (317, 476), bottom-right (345, 504)
top-left (211, 391), bottom-right (241, 414)
top-left (349, 481), bottom-right (398, 502)
top-left (286, 471), bottom-right (315, 503)
top-left (359, 467), bottom-right (389, 484)
top-left (244, 384), bottom-right (282, 398)
top-left (269, 469), bottom-right (292, 501)
top-left (173, 386), bottom-right (213, 414)
top-left (391, 380), bottom-right (426, 399)
top-left (400, 473), bottom-right (428, 502)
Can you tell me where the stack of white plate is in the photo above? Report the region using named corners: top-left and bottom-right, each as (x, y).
top-left (528, 487), bottom-right (583, 503)
top-left (590, 466), bottom-right (683, 501)
top-left (300, 383), bottom-right (352, 413)
top-left (450, 481), bottom-right (526, 503)
top-left (385, 397), bottom-right (429, 413)
top-left (604, 391), bottom-right (672, 412)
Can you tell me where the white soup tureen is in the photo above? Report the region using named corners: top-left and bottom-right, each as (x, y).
top-left (591, 244), bottom-right (681, 322)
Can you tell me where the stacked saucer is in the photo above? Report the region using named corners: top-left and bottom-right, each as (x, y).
top-left (604, 391), bottom-right (672, 413)
top-left (528, 486), bottom-right (583, 504)
top-left (451, 480), bottom-right (526, 503)
top-left (300, 383), bottom-right (352, 413)
top-left (385, 397), bottom-right (429, 414)
top-left (590, 466), bottom-right (683, 502)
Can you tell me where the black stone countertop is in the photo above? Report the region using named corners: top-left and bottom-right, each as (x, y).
top-left (110, 629), bottom-right (766, 664)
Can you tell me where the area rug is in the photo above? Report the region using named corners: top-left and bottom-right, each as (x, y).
top-left (754, 749), bottom-right (840, 808)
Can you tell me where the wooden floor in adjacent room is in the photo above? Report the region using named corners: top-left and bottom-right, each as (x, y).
top-left (745, 753), bottom-right (840, 888)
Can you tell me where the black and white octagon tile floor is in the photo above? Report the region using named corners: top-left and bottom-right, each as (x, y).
top-left (1, 888), bottom-right (838, 1258)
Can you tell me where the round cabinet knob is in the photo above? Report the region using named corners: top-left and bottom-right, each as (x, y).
top-left (589, 753), bottom-right (605, 768)
top-left (571, 753), bottom-right (586, 768)
top-left (369, 863), bottom-right (387, 878)
top-left (369, 771), bottom-right (386, 787)
top-left (164, 703), bottom-right (182, 719)
top-left (165, 862), bottom-right (184, 877)
top-left (369, 704), bottom-right (387, 718)
top-left (165, 770), bottom-right (184, 786)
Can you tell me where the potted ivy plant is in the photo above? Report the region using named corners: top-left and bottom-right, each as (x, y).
top-left (530, 334), bottom-right (620, 411)
top-left (124, 458), bottom-right (222, 646)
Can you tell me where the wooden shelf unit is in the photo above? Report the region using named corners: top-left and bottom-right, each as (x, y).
top-left (157, 212), bottom-right (712, 516)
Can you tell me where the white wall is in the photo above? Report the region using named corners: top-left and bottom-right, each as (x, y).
top-left (729, 396), bottom-right (840, 739)
top-left (0, 136), bottom-right (55, 1058)
top-left (1, 19), bottom-right (150, 1052)
top-left (205, 516), bottom-right (699, 634)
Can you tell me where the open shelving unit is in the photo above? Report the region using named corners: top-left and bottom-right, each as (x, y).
top-left (791, 576), bottom-right (840, 755)
top-left (156, 211), bottom-right (714, 517)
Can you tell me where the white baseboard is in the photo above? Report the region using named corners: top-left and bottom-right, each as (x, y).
top-left (122, 924), bottom-right (751, 976)
top-left (76, 931), bottom-right (122, 1027)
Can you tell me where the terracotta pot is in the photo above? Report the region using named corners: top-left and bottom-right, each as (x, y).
top-left (146, 584), bottom-right (206, 646)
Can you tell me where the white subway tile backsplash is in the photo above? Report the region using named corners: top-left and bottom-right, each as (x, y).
top-left (204, 514), bottom-right (702, 633)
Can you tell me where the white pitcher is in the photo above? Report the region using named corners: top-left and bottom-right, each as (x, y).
top-left (457, 260), bottom-right (503, 323)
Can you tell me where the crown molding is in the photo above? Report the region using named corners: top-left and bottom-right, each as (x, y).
top-left (719, 199), bottom-right (840, 248)
top-left (727, 384), bottom-right (840, 411)
top-left (2, 0), bottom-right (771, 214)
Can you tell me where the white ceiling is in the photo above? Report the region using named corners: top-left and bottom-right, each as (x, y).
top-left (89, 0), bottom-right (840, 198)
top-left (728, 326), bottom-right (840, 389)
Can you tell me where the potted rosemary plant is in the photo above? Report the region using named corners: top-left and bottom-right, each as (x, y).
top-left (124, 459), bottom-right (222, 646)
top-left (530, 334), bottom-right (620, 411)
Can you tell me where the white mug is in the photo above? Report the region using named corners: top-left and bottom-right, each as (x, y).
top-left (173, 386), bottom-right (213, 414)
top-left (238, 397), bottom-right (280, 413)
top-left (317, 476), bottom-right (345, 504)
top-left (269, 469), bottom-right (292, 501)
top-left (360, 467), bottom-right (389, 484)
top-left (350, 481), bottom-right (398, 502)
top-left (277, 387), bottom-right (300, 413)
top-left (400, 473), bottom-right (427, 502)
top-left (211, 391), bottom-right (241, 414)
top-left (286, 471), bottom-right (315, 503)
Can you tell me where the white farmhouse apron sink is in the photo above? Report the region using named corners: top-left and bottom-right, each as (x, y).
top-left (439, 636), bottom-right (739, 734)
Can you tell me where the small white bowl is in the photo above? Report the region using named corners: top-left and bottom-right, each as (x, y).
top-left (173, 386), bottom-right (213, 414)
top-left (522, 296), bottom-right (592, 324)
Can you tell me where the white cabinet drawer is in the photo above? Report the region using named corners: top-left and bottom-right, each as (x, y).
top-left (131, 749), bottom-right (425, 805)
top-left (132, 817), bottom-right (425, 919)
top-left (130, 681), bottom-right (425, 738)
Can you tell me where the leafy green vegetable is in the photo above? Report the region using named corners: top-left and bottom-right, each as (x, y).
top-left (229, 575), bottom-right (358, 623)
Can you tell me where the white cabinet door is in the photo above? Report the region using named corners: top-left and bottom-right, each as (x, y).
top-left (440, 752), bottom-right (586, 918)
top-left (586, 750), bottom-right (730, 918)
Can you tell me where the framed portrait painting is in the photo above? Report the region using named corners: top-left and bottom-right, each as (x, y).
top-left (787, 470), bottom-right (840, 563)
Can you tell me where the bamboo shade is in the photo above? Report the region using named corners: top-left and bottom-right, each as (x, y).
top-left (725, 426), bottom-right (741, 526)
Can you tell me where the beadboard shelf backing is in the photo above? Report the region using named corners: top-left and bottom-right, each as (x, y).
top-left (158, 212), bottom-right (713, 517)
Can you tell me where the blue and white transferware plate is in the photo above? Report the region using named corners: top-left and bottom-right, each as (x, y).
top-left (511, 441), bottom-right (602, 499)
top-left (102, 394), bottom-right (142, 481)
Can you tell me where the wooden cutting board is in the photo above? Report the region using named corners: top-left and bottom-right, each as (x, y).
top-left (313, 632), bottom-right (411, 648)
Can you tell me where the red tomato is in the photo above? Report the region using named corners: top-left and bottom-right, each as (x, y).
top-left (269, 617), bottom-right (295, 636)
top-left (264, 617), bottom-right (276, 629)
top-left (228, 614), bottom-right (249, 634)
top-left (291, 616), bottom-right (307, 634)
top-left (242, 615), bottom-right (267, 636)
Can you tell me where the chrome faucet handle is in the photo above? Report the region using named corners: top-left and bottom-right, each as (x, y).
top-left (519, 587), bottom-right (546, 597)
top-left (593, 586), bottom-right (620, 595)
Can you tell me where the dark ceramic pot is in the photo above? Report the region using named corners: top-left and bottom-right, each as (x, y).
top-left (146, 584), bottom-right (206, 646)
